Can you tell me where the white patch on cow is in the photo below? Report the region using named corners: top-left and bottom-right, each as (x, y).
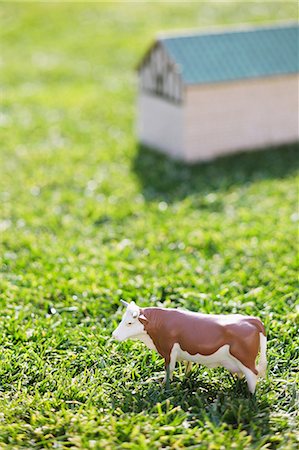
top-left (168, 342), bottom-right (258, 393)
top-left (133, 332), bottom-right (158, 351)
top-left (173, 343), bottom-right (239, 371)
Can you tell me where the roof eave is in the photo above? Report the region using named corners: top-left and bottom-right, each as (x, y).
top-left (184, 70), bottom-right (299, 88)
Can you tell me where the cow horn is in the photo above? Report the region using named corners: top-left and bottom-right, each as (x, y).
top-left (120, 299), bottom-right (129, 307)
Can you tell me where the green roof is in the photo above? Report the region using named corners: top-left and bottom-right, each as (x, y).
top-left (159, 23), bottom-right (298, 85)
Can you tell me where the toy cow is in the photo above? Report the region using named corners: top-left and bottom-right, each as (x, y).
top-left (112, 301), bottom-right (267, 393)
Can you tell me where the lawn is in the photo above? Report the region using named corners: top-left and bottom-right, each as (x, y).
top-left (0, 2), bottom-right (298, 449)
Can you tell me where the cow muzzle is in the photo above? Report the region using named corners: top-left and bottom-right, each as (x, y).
top-left (112, 330), bottom-right (122, 341)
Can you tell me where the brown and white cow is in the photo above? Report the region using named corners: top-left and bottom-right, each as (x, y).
top-left (112, 301), bottom-right (267, 393)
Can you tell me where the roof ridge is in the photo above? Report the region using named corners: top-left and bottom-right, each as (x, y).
top-left (157, 21), bottom-right (298, 42)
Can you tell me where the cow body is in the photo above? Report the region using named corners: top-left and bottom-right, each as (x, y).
top-left (112, 302), bottom-right (267, 394)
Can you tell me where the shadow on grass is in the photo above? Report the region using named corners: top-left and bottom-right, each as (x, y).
top-left (133, 142), bottom-right (299, 203)
top-left (111, 370), bottom-right (271, 444)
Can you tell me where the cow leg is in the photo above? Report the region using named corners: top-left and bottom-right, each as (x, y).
top-left (163, 359), bottom-right (176, 384)
top-left (230, 354), bottom-right (258, 394)
top-left (163, 345), bottom-right (178, 387)
top-left (164, 365), bottom-right (171, 389)
top-left (257, 333), bottom-right (267, 378)
top-left (185, 361), bottom-right (192, 376)
top-left (241, 367), bottom-right (257, 394)
top-left (163, 360), bottom-right (176, 388)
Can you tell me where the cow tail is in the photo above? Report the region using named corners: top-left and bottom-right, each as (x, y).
top-left (257, 333), bottom-right (267, 378)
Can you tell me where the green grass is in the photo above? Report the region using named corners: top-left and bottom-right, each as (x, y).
top-left (0, 2), bottom-right (298, 449)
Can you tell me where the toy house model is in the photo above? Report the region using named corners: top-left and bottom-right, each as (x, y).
top-left (137, 23), bottom-right (298, 162)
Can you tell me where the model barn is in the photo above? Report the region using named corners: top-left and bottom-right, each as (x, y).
top-left (137, 23), bottom-right (298, 162)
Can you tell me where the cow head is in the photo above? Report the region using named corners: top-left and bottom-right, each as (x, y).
top-left (112, 300), bottom-right (147, 342)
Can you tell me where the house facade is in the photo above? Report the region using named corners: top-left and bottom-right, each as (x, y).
top-left (137, 23), bottom-right (299, 162)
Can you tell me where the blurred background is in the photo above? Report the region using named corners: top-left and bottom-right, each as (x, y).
top-left (1, 1), bottom-right (298, 313)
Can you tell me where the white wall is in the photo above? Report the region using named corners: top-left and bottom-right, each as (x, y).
top-left (137, 93), bottom-right (184, 158)
top-left (184, 74), bottom-right (299, 162)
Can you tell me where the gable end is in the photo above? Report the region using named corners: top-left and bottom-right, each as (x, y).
top-left (138, 41), bottom-right (184, 104)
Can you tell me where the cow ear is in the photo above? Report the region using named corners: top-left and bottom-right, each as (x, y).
top-left (139, 314), bottom-right (148, 322)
